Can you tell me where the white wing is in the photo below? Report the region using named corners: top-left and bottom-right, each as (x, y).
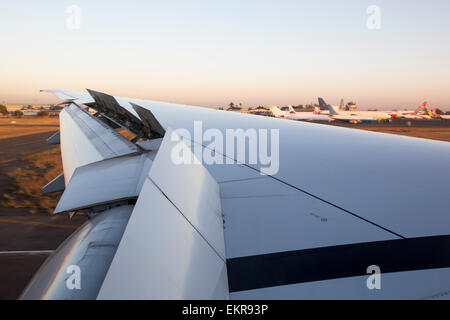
top-left (21, 90), bottom-right (450, 300)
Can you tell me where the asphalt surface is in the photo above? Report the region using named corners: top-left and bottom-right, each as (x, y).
top-left (0, 252), bottom-right (51, 300)
top-left (0, 132), bottom-right (86, 300)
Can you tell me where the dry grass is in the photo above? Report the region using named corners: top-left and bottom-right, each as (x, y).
top-left (2, 148), bottom-right (62, 214)
top-left (0, 127), bottom-right (59, 140)
top-left (0, 117), bottom-right (59, 126)
top-left (0, 117), bottom-right (59, 140)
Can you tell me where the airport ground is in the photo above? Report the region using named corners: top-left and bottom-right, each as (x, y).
top-left (0, 117), bottom-right (86, 299)
top-left (0, 116), bottom-right (449, 299)
top-left (323, 118), bottom-right (450, 142)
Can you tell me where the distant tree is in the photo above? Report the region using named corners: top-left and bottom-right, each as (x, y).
top-left (0, 104), bottom-right (7, 115)
top-left (297, 105), bottom-right (304, 109)
top-left (435, 108), bottom-right (444, 115)
top-left (13, 110), bottom-right (24, 117)
top-left (37, 111), bottom-right (48, 117)
top-left (227, 102), bottom-right (242, 111)
top-left (27, 105), bottom-right (33, 110)
top-left (445, 111), bottom-right (450, 115)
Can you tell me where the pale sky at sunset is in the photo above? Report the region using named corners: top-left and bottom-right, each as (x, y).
top-left (1, 0), bottom-right (449, 110)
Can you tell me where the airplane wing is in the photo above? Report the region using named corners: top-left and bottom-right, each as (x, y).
top-left (41, 89), bottom-right (94, 105)
top-left (21, 90), bottom-right (450, 300)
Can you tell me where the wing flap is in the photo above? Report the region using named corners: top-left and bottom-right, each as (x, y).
top-left (54, 154), bottom-right (152, 214)
top-left (59, 103), bottom-right (140, 182)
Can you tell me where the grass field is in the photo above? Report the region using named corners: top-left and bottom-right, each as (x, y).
top-left (0, 117), bottom-right (59, 140)
top-left (2, 148), bottom-right (62, 214)
top-left (0, 117), bottom-right (62, 215)
top-left (0, 117), bottom-right (59, 126)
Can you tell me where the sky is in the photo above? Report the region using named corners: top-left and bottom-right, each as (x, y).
top-left (0, 0), bottom-right (450, 110)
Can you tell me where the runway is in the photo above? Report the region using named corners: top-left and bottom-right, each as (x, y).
top-left (0, 131), bottom-right (86, 299)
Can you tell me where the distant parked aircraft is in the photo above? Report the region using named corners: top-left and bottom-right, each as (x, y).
top-left (403, 102), bottom-right (432, 119)
top-left (428, 109), bottom-right (450, 120)
top-left (269, 106), bottom-right (333, 121)
top-left (327, 104), bottom-right (378, 124)
top-left (318, 98), bottom-right (392, 120)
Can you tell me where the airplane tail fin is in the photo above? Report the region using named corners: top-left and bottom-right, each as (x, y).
top-left (413, 102), bottom-right (428, 115)
top-left (313, 107), bottom-right (320, 114)
top-left (318, 97), bottom-right (328, 111)
top-left (327, 104), bottom-right (339, 116)
top-left (429, 109), bottom-right (442, 119)
top-left (287, 106), bottom-right (296, 113)
top-left (269, 106), bottom-right (285, 118)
